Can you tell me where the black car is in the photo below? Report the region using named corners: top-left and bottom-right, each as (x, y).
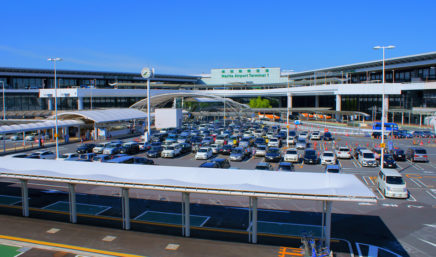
top-left (277, 162), bottom-right (294, 172)
top-left (133, 157), bottom-right (154, 165)
top-left (389, 148), bottom-right (406, 161)
top-left (382, 154), bottom-right (397, 168)
top-left (120, 143), bottom-right (140, 155)
top-left (179, 142), bottom-right (192, 154)
top-left (265, 147), bottom-right (282, 162)
top-left (221, 145), bottom-right (233, 155)
top-left (211, 158), bottom-right (231, 169)
top-left (199, 161), bottom-right (220, 168)
top-left (146, 146), bottom-right (163, 158)
top-left (371, 132), bottom-right (387, 139)
top-left (303, 149), bottom-right (319, 164)
top-left (323, 132), bottom-right (334, 141)
top-left (76, 143), bottom-right (96, 154)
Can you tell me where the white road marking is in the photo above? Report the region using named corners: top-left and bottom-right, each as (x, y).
top-left (358, 202), bottom-right (375, 206)
top-left (407, 193), bottom-right (417, 202)
top-left (382, 203), bottom-right (398, 207)
top-left (425, 190), bottom-right (436, 200)
top-left (363, 176), bottom-right (374, 186)
top-left (409, 178), bottom-right (424, 188)
top-left (424, 224), bottom-right (436, 228)
top-left (407, 205), bottom-right (424, 208)
top-left (418, 238), bottom-right (436, 248)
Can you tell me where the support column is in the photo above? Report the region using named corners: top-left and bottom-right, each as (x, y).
top-left (325, 201), bottom-right (332, 250)
top-left (121, 188), bottom-right (130, 230)
top-left (20, 180), bottom-right (29, 217)
top-left (335, 94), bottom-right (341, 120)
top-left (287, 93), bottom-right (293, 109)
top-left (68, 183), bottom-right (77, 223)
top-left (77, 97), bottom-right (84, 110)
top-left (249, 197), bottom-right (258, 244)
top-left (401, 112), bottom-right (404, 125)
top-left (315, 95), bottom-right (319, 108)
top-left (48, 98), bottom-right (53, 111)
top-left (182, 192), bottom-right (190, 237)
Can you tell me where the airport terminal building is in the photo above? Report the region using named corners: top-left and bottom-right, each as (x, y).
top-left (1, 52), bottom-right (436, 123)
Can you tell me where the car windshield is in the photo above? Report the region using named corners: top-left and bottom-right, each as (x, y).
top-left (107, 144), bottom-right (119, 148)
top-left (339, 148), bottom-right (349, 151)
top-left (60, 154), bottom-right (68, 158)
top-left (323, 153), bottom-right (334, 157)
top-left (257, 146), bottom-right (266, 150)
top-left (279, 165), bottom-right (292, 171)
top-left (327, 169), bottom-right (340, 173)
top-left (198, 148), bottom-right (208, 152)
top-left (305, 151), bottom-right (316, 156)
top-left (325, 132), bottom-right (331, 136)
top-left (270, 138), bottom-right (278, 142)
top-left (268, 149), bottom-right (279, 154)
top-left (298, 139), bottom-right (306, 143)
top-left (386, 176), bottom-right (404, 185)
top-left (396, 150), bottom-right (404, 154)
top-left (166, 146), bottom-right (175, 150)
top-left (363, 153), bottom-right (374, 158)
top-left (232, 149), bottom-right (243, 154)
top-left (286, 150), bottom-right (297, 154)
top-left (415, 149), bottom-right (427, 154)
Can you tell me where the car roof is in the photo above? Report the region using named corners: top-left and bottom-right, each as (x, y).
top-left (326, 165), bottom-right (340, 169)
top-left (380, 168), bottom-right (402, 177)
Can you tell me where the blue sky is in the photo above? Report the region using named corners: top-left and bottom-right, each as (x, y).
top-left (1, 0), bottom-right (435, 75)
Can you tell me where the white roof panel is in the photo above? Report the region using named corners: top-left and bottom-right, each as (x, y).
top-left (0, 158), bottom-right (376, 202)
top-left (0, 120), bottom-right (84, 134)
top-left (54, 108), bottom-right (147, 123)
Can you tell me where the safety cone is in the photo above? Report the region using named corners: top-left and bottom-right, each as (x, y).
top-left (367, 143), bottom-right (369, 147)
top-left (420, 140), bottom-right (424, 146)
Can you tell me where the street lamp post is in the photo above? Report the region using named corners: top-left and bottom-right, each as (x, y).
top-left (373, 45), bottom-right (395, 169)
top-left (0, 81), bottom-right (5, 120)
top-left (48, 58), bottom-right (63, 159)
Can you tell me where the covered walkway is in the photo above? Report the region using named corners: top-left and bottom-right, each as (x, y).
top-left (0, 158), bottom-right (376, 251)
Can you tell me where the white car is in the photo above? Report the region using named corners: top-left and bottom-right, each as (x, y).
top-left (336, 147), bottom-right (352, 159)
top-left (210, 144), bottom-right (223, 154)
top-left (161, 144), bottom-right (182, 158)
top-left (321, 151), bottom-right (336, 165)
top-left (298, 132), bottom-right (309, 140)
top-left (93, 142), bottom-right (110, 154)
top-left (284, 148), bottom-right (300, 163)
top-left (29, 151), bottom-right (56, 159)
top-left (296, 139), bottom-right (307, 150)
top-left (255, 145), bottom-right (267, 157)
top-left (195, 147), bottom-right (213, 160)
top-left (268, 138), bottom-right (280, 148)
top-left (310, 131), bottom-right (321, 140)
top-left (59, 153), bottom-right (79, 161)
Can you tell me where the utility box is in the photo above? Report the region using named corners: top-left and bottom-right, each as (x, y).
top-left (155, 108), bottom-right (182, 129)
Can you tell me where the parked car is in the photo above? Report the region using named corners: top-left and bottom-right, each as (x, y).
top-left (195, 147), bottom-right (213, 160)
top-left (264, 147), bottom-right (282, 162)
top-left (92, 154), bottom-right (112, 162)
top-left (283, 148), bottom-right (300, 163)
top-left (335, 147), bottom-right (351, 159)
top-left (277, 162), bottom-right (294, 172)
top-left (255, 162), bottom-right (273, 171)
top-left (221, 145), bottom-right (233, 155)
top-left (320, 151), bottom-right (336, 165)
top-left (210, 144), bottom-right (223, 154)
top-left (58, 153), bottom-right (79, 161)
top-left (161, 144), bottom-right (182, 158)
top-left (303, 149), bottom-right (319, 164)
top-left (102, 143), bottom-right (122, 155)
top-left (382, 154), bottom-right (397, 168)
top-left (28, 150), bottom-right (56, 159)
top-left (120, 142), bottom-right (140, 155)
top-left (296, 139), bottom-right (308, 150)
top-left (255, 145), bottom-right (267, 157)
top-left (77, 143), bottom-right (96, 154)
top-left (323, 132), bottom-right (334, 141)
top-left (146, 146), bottom-right (163, 158)
top-left (389, 148), bottom-right (406, 161)
top-left (406, 147), bottom-right (428, 162)
top-left (268, 137), bottom-right (281, 148)
top-left (93, 142), bottom-right (110, 154)
top-left (78, 153), bottom-right (96, 162)
top-left (230, 147), bottom-right (248, 161)
top-left (179, 142), bottom-right (192, 154)
top-left (377, 168), bottom-right (408, 199)
top-left (358, 149), bottom-right (377, 167)
top-left (200, 158), bottom-right (231, 169)
top-left (310, 131), bottom-right (321, 140)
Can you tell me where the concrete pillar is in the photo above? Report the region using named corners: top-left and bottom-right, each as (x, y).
top-left (249, 196), bottom-right (258, 244)
top-left (287, 93), bottom-right (293, 109)
top-left (325, 201), bottom-right (332, 250)
top-left (68, 184), bottom-right (77, 223)
top-left (315, 95), bottom-right (319, 108)
top-left (20, 180), bottom-right (29, 217)
top-left (77, 97), bottom-right (84, 110)
top-left (121, 188), bottom-right (130, 230)
top-left (182, 192), bottom-right (190, 237)
top-left (48, 98), bottom-right (53, 111)
top-left (402, 112), bottom-right (404, 125)
top-left (335, 95), bottom-right (342, 120)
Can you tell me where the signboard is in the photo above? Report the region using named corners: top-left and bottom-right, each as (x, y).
top-left (324, 128), bottom-right (328, 133)
top-left (380, 143), bottom-right (386, 148)
top-left (294, 120), bottom-right (301, 125)
top-left (388, 141), bottom-right (393, 151)
top-left (203, 67), bottom-right (288, 85)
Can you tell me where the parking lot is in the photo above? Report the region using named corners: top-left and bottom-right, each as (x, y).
top-left (1, 120), bottom-right (436, 257)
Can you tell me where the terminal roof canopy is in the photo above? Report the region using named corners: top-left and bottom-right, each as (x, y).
top-left (0, 120), bottom-right (84, 134)
top-left (0, 158), bottom-right (376, 202)
top-left (54, 108), bottom-right (147, 124)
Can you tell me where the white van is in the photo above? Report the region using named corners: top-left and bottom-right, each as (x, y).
top-left (377, 168), bottom-right (408, 199)
top-left (358, 149), bottom-right (377, 167)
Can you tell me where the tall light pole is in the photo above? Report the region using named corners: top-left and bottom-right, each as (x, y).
top-left (373, 45), bottom-right (395, 169)
top-left (0, 81), bottom-right (5, 120)
top-left (141, 68), bottom-right (153, 142)
top-left (48, 58), bottom-right (63, 159)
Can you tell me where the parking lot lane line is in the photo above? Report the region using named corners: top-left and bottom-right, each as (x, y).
top-left (407, 193), bottom-right (417, 202)
top-left (0, 235), bottom-right (144, 257)
top-left (409, 178), bottom-right (424, 188)
top-left (426, 190), bottom-right (436, 200)
top-left (374, 188), bottom-right (385, 200)
top-left (362, 176), bottom-right (374, 186)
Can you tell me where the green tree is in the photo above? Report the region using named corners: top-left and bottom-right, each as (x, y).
top-left (249, 96), bottom-right (271, 108)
